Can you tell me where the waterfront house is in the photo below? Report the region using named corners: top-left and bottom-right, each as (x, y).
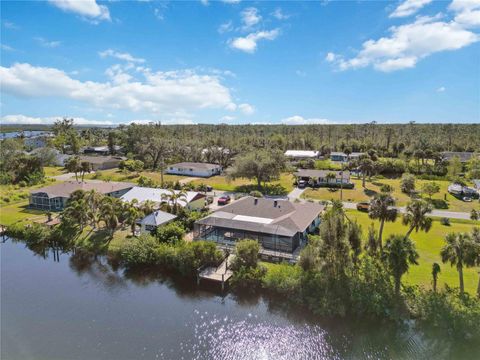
top-left (137, 210), bottom-right (177, 233)
top-left (330, 152), bottom-right (365, 162)
top-left (284, 150), bottom-right (319, 160)
top-left (166, 162), bottom-right (222, 177)
top-left (29, 181), bottom-right (134, 211)
top-left (79, 155), bottom-right (126, 171)
top-left (194, 197), bottom-right (325, 257)
top-left (121, 186), bottom-right (206, 210)
top-left (294, 169), bottom-right (353, 188)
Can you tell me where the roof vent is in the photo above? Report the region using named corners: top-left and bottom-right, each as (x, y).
top-left (254, 198), bottom-right (258, 205)
top-left (274, 200), bottom-right (278, 207)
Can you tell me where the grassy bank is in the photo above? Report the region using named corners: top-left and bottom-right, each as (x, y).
top-left (190, 173), bottom-right (295, 193)
top-left (84, 168), bottom-right (187, 185)
top-left (346, 209), bottom-right (480, 294)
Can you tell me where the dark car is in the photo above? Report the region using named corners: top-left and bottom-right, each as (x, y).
top-left (297, 180), bottom-right (307, 189)
top-left (217, 195), bottom-right (231, 205)
top-left (356, 202), bottom-right (370, 212)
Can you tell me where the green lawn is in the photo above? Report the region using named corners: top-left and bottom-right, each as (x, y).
top-left (346, 209), bottom-right (480, 295)
top-left (303, 176), bottom-right (479, 213)
top-left (190, 173), bottom-right (295, 193)
top-left (84, 168), bottom-right (187, 185)
top-left (0, 201), bottom-right (48, 226)
top-left (44, 166), bottom-right (65, 177)
top-left (0, 178), bottom-right (57, 206)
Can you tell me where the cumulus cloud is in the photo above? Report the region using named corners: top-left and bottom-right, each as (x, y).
top-left (229, 29), bottom-right (280, 53)
top-left (281, 115), bottom-right (333, 125)
top-left (34, 37), bottom-right (61, 48)
top-left (272, 8), bottom-right (290, 20)
top-left (0, 63), bottom-right (238, 115)
top-left (241, 7), bottom-right (261, 29)
top-left (99, 49), bottom-right (145, 63)
top-left (437, 86), bottom-right (446, 92)
top-left (390, 0), bottom-right (433, 18)
top-left (48, 0), bottom-right (110, 22)
top-left (218, 20), bottom-right (233, 34)
top-left (0, 114), bottom-right (114, 126)
top-left (238, 103), bottom-right (255, 115)
top-left (449, 0), bottom-right (480, 28)
top-left (328, 12), bottom-right (479, 72)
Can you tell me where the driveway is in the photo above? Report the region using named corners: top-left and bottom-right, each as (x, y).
top-left (51, 172), bottom-right (76, 181)
top-left (288, 187), bottom-right (306, 201)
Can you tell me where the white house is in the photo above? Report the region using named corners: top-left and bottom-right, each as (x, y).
top-left (121, 186), bottom-right (206, 210)
top-left (284, 150), bottom-right (319, 160)
top-left (166, 162), bottom-right (222, 177)
top-left (330, 152), bottom-right (365, 162)
top-left (137, 210), bottom-right (177, 233)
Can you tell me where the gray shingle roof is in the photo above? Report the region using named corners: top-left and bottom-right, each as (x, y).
top-left (31, 181), bottom-right (134, 198)
top-left (138, 210), bottom-right (177, 227)
top-left (196, 196), bottom-right (324, 237)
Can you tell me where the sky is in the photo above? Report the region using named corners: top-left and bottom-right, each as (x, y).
top-left (0, 0), bottom-right (479, 126)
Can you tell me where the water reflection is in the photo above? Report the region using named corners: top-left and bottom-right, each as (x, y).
top-left (2, 238), bottom-right (479, 360)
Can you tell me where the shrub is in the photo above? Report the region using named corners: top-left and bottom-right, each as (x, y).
top-left (138, 175), bottom-right (156, 188)
top-left (400, 173), bottom-right (416, 194)
top-left (440, 217), bottom-right (451, 226)
top-left (249, 190), bottom-right (263, 198)
top-left (230, 265), bottom-right (266, 290)
top-left (262, 263), bottom-right (302, 296)
top-left (155, 221), bottom-right (186, 244)
top-left (175, 241), bottom-right (223, 276)
top-left (231, 239), bottom-right (259, 270)
top-left (120, 234), bottom-right (161, 267)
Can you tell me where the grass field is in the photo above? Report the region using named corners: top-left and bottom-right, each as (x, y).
top-left (0, 201), bottom-right (47, 226)
top-left (346, 209), bottom-right (480, 295)
top-left (84, 168), bottom-right (187, 185)
top-left (190, 173), bottom-right (295, 193)
top-left (303, 176), bottom-right (479, 213)
top-left (44, 166), bottom-right (65, 177)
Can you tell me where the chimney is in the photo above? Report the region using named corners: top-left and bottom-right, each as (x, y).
top-left (274, 200), bottom-right (278, 207)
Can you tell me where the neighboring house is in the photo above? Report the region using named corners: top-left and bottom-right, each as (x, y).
top-left (29, 181), bottom-right (134, 211)
top-left (137, 210), bottom-right (177, 233)
top-left (166, 162), bottom-right (222, 177)
top-left (121, 186), bottom-right (206, 210)
top-left (28, 148), bottom-right (71, 166)
top-left (448, 183), bottom-right (478, 198)
top-left (79, 156), bottom-right (126, 171)
top-left (284, 150), bottom-right (319, 160)
top-left (330, 152), bottom-right (364, 162)
top-left (440, 152), bottom-right (477, 163)
top-left (294, 169), bottom-right (353, 187)
top-left (194, 197), bottom-right (325, 257)
top-left (83, 145), bottom-right (122, 156)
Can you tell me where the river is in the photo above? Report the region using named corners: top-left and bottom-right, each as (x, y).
top-left (1, 239), bottom-right (477, 360)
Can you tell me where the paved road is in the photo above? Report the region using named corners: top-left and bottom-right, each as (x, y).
top-left (51, 172), bottom-right (75, 181)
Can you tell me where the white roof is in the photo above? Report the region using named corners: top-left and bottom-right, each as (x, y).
top-left (121, 186), bottom-right (201, 207)
top-left (284, 150), bottom-right (319, 158)
top-left (232, 214), bottom-right (273, 224)
top-left (139, 210), bottom-right (177, 227)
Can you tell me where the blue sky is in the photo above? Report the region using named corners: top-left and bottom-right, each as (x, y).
top-left (1, 0), bottom-right (479, 125)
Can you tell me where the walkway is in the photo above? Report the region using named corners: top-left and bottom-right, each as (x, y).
top-left (288, 187), bottom-right (306, 201)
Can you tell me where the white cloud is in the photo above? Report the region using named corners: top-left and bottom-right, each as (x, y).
top-left (129, 118), bottom-right (196, 125)
top-left (48, 0), bottom-right (110, 22)
top-left (238, 103), bottom-right (255, 115)
top-left (222, 0), bottom-right (241, 4)
top-left (0, 63), bottom-right (238, 115)
top-left (229, 29), bottom-right (280, 53)
top-left (219, 115), bottom-right (236, 122)
top-left (449, 0), bottom-right (480, 28)
top-left (99, 49), bottom-right (145, 63)
top-left (437, 86), bottom-right (446, 92)
top-left (390, 0), bottom-right (433, 18)
top-left (272, 8), bottom-right (290, 20)
top-left (0, 114), bottom-right (114, 126)
top-left (1, 44), bottom-right (15, 52)
top-left (3, 21), bottom-right (19, 30)
top-left (218, 20), bottom-right (233, 34)
top-left (330, 15), bottom-right (479, 72)
top-left (281, 115), bottom-right (333, 125)
top-left (200, 0), bottom-right (209, 6)
top-left (34, 37), bottom-right (61, 48)
top-left (241, 7), bottom-right (261, 29)
top-left (325, 52), bottom-right (337, 62)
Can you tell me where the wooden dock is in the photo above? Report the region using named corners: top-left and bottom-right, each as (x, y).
top-left (197, 254), bottom-right (234, 291)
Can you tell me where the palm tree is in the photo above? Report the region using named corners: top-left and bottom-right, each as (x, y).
top-left (368, 193), bottom-right (397, 253)
top-left (123, 201), bottom-right (143, 236)
top-left (358, 157), bottom-right (373, 188)
top-left (62, 199), bottom-right (89, 231)
top-left (402, 199), bottom-right (433, 240)
top-left (85, 189), bottom-right (103, 229)
top-left (383, 234), bottom-right (419, 298)
top-left (139, 199), bottom-right (156, 215)
top-left (432, 262), bottom-right (441, 293)
top-left (80, 161), bottom-right (92, 181)
top-left (468, 228), bottom-right (480, 298)
top-left (441, 232), bottom-right (475, 296)
top-left (99, 197), bottom-right (119, 237)
top-left (161, 189), bottom-right (187, 214)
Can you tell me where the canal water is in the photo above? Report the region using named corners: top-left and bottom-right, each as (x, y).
top-left (1, 239), bottom-right (477, 360)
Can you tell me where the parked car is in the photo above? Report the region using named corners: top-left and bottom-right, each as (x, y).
top-left (217, 195), bottom-right (231, 205)
top-left (356, 202), bottom-right (370, 212)
top-left (298, 180), bottom-right (307, 188)
top-left (206, 185), bottom-right (213, 192)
